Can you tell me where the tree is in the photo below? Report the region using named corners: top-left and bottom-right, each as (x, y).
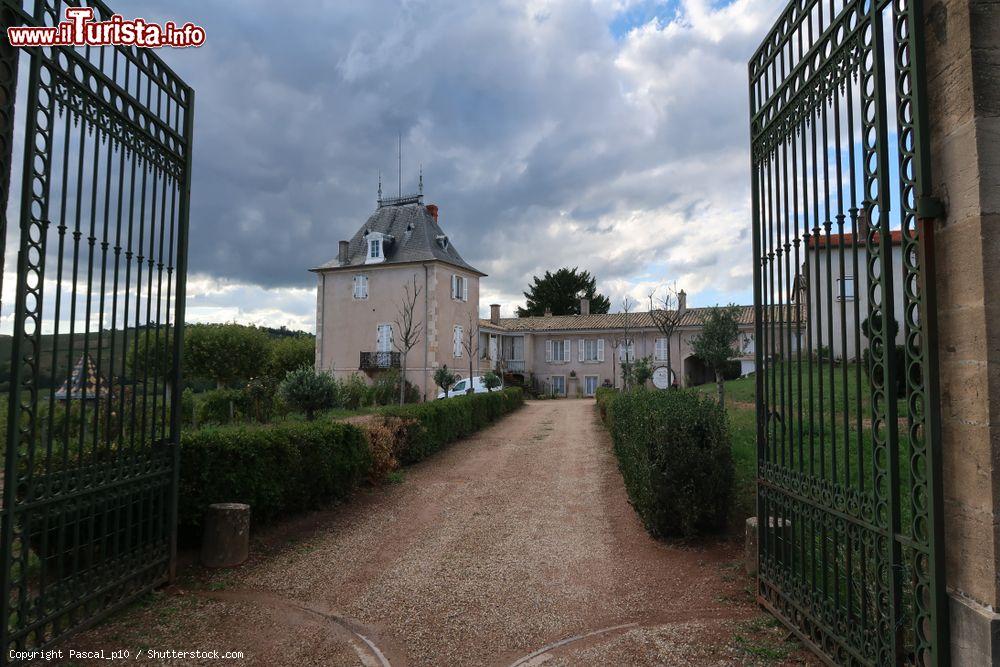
top-left (393, 276), bottom-right (424, 405)
top-left (127, 327), bottom-right (174, 386)
top-left (483, 370), bottom-right (502, 392)
top-left (434, 365), bottom-right (457, 398)
top-left (278, 367), bottom-right (337, 420)
top-left (648, 283), bottom-right (683, 386)
top-left (460, 312), bottom-right (479, 394)
top-left (619, 296), bottom-right (636, 390)
top-left (632, 356), bottom-right (654, 387)
top-left (266, 336), bottom-right (315, 385)
top-left (517, 267), bottom-right (611, 317)
top-left (184, 323), bottom-right (271, 389)
top-left (691, 305), bottom-right (741, 409)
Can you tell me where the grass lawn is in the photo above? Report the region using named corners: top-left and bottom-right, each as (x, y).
top-left (701, 361), bottom-right (914, 529)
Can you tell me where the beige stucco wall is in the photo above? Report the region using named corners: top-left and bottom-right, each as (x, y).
top-left (315, 261), bottom-right (486, 400)
top-left (484, 324), bottom-right (757, 395)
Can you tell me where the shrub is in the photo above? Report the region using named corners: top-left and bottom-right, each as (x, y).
top-left (595, 386), bottom-right (617, 421)
top-left (178, 420), bottom-right (370, 536)
top-left (360, 415), bottom-right (418, 483)
top-left (278, 368), bottom-right (338, 420)
top-left (601, 389), bottom-right (733, 538)
top-left (370, 368), bottom-right (420, 406)
top-left (339, 374), bottom-right (371, 410)
top-left (197, 388), bottom-right (246, 425)
top-left (433, 366), bottom-right (459, 398)
top-left (377, 387), bottom-right (524, 465)
top-left (483, 370), bottom-right (502, 392)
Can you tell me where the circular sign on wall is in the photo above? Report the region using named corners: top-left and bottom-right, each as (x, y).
top-left (652, 366), bottom-right (674, 390)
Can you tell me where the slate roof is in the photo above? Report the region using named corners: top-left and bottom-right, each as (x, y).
top-left (312, 197), bottom-right (485, 275)
top-left (479, 305), bottom-right (800, 332)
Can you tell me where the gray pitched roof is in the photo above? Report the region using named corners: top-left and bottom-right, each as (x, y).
top-left (312, 197), bottom-right (485, 275)
top-left (479, 305), bottom-right (800, 332)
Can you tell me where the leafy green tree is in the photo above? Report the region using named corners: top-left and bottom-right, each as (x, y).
top-left (433, 365), bottom-right (457, 398)
top-left (483, 370), bottom-right (502, 392)
top-left (266, 336), bottom-right (315, 384)
top-left (691, 305), bottom-right (741, 409)
top-left (632, 356), bottom-right (653, 387)
top-left (517, 267), bottom-right (611, 317)
top-left (278, 368), bottom-right (337, 420)
top-left (127, 328), bottom-right (174, 384)
top-left (184, 323), bottom-right (271, 389)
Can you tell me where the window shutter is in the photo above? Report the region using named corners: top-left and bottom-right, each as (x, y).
top-left (463, 277), bottom-right (469, 302)
top-left (597, 338), bottom-right (604, 362)
top-left (451, 274), bottom-right (457, 299)
top-left (353, 275), bottom-right (359, 298)
top-left (564, 339), bottom-right (571, 362)
top-left (545, 340), bottom-right (552, 363)
top-left (578, 339), bottom-right (585, 362)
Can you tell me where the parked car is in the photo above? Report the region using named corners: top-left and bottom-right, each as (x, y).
top-left (437, 375), bottom-right (502, 399)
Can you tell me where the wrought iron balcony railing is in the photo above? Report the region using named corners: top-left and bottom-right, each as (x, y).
top-left (360, 351), bottom-right (400, 370)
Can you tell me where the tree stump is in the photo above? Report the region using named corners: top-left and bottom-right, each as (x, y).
top-left (201, 503), bottom-right (250, 568)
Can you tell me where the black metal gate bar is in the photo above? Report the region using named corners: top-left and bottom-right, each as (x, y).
top-left (0, 1), bottom-right (193, 660)
top-left (749, 0), bottom-right (947, 663)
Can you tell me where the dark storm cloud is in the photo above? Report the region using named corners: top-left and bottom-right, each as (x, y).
top-left (120, 0), bottom-right (783, 324)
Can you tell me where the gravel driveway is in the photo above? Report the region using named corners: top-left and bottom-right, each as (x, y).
top-left (69, 399), bottom-right (796, 666)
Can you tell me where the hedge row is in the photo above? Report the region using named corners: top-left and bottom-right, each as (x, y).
top-left (178, 387), bottom-right (525, 536)
top-left (599, 388), bottom-right (734, 538)
top-left (178, 421), bottom-right (370, 535)
top-left (377, 387), bottom-right (524, 464)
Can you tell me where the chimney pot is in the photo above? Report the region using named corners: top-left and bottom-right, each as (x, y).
top-left (544, 307), bottom-right (552, 317)
top-left (426, 204), bottom-right (439, 221)
top-left (677, 290), bottom-right (687, 314)
top-left (338, 240), bottom-right (349, 266)
top-left (857, 207), bottom-right (870, 243)
top-left (579, 298), bottom-right (590, 316)
top-left (490, 304), bottom-right (500, 325)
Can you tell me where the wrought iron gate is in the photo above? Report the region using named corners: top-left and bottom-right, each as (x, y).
top-left (749, 0), bottom-right (946, 663)
top-left (0, 0), bottom-right (193, 659)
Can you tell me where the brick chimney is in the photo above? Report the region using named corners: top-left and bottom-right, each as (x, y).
top-left (544, 307), bottom-right (552, 317)
top-left (677, 290), bottom-right (687, 315)
top-left (338, 240), bottom-right (349, 266)
top-left (426, 204), bottom-right (439, 221)
top-left (580, 298), bottom-right (590, 316)
top-left (857, 207), bottom-right (870, 242)
top-left (490, 304), bottom-right (500, 325)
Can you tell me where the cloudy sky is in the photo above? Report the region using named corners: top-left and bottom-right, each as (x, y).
top-left (3, 0), bottom-right (785, 333)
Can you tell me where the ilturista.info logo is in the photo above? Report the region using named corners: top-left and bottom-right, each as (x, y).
top-left (7, 7), bottom-right (205, 48)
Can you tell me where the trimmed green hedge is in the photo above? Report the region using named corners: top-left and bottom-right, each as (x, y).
top-left (600, 388), bottom-right (734, 537)
top-left (377, 387), bottom-right (524, 465)
top-left (178, 420), bottom-right (370, 535)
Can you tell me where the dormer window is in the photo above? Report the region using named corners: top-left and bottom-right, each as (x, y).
top-left (365, 232), bottom-right (385, 264)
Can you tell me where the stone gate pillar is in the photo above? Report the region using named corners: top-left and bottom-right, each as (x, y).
top-left (924, 0), bottom-right (1000, 662)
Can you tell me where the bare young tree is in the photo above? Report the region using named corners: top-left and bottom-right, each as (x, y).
top-left (648, 283), bottom-right (682, 388)
top-left (460, 312), bottom-right (480, 394)
top-left (393, 275), bottom-right (424, 405)
top-left (619, 296), bottom-right (636, 390)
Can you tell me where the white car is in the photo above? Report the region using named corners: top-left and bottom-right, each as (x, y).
top-left (437, 375), bottom-right (502, 399)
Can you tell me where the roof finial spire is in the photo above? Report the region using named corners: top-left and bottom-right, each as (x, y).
top-left (397, 133), bottom-right (402, 198)
top-left (419, 163), bottom-right (423, 195)
top-left (377, 170), bottom-right (382, 206)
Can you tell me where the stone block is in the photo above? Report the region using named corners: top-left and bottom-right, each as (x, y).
top-left (201, 503), bottom-right (250, 569)
top-left (950, 592), bottom-right (1000, 666)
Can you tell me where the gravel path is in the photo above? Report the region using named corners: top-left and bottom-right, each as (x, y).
top-left (69, 399), bottom-right (801, 666)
